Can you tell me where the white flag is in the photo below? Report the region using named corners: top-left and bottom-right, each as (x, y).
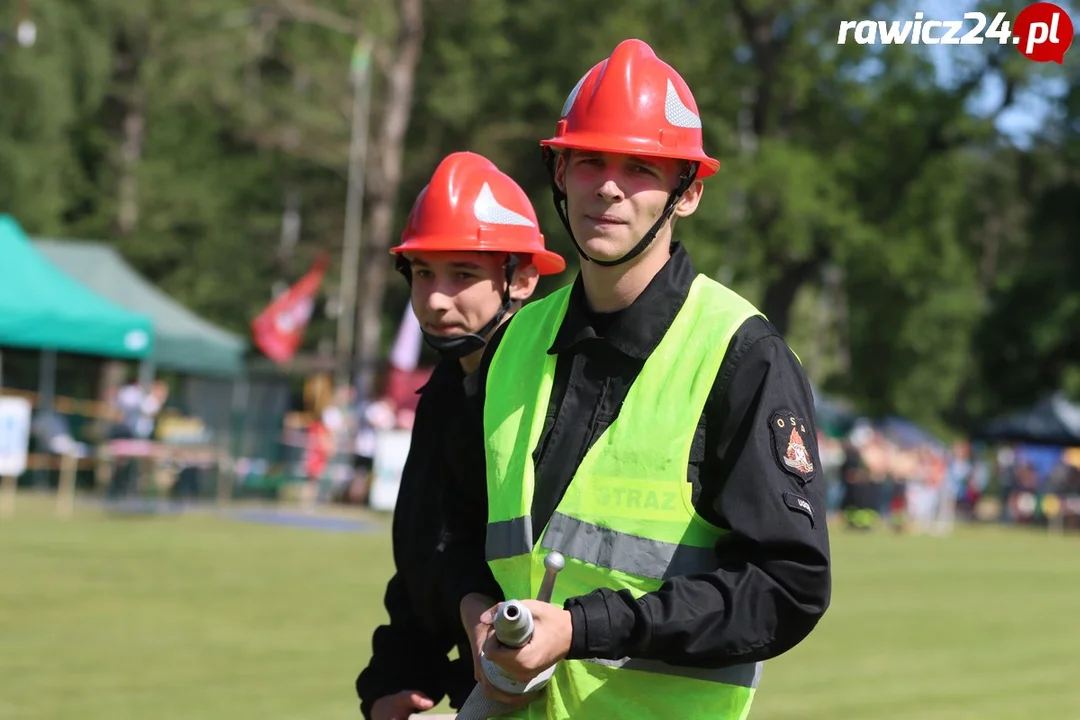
top-left (389, 303), bottom-right (423, 371)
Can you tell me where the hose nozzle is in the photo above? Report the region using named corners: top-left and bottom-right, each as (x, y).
top-left (493, 600), bottom-right (534, 648)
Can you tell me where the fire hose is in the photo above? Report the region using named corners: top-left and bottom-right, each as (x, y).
top-left (451, 551), bottom-right (565, 719)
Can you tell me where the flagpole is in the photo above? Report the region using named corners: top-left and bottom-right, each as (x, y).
top-left (335, 37), bottom-right (372, 389)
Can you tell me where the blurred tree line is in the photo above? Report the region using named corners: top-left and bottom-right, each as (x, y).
top-left (1, 0), bottom-right (1077, 436)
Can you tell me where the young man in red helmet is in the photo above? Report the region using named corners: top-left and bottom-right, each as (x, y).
top-left (354, 151), bottom-right (565, 720)
top-left (443, 40), bottom-right (831, 718)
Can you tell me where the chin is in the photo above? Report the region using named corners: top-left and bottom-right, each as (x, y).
top-left (575, 231), bottom-right (636, 263)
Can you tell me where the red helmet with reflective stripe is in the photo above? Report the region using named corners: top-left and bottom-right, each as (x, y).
top-left (391, 152), bottom-right (565, 275)
top-left (540, 39), bottom-right (719, 177)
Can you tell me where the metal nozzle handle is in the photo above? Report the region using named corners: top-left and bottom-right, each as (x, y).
top-left (468, 551), bottom-right (569, 709)
top-left (536, 551), bottom-right (565, 604)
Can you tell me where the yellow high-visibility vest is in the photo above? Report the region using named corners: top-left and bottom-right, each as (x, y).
top-left (483, 274), bottom-right (764, 719)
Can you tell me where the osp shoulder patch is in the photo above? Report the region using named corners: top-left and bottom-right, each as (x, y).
top-left (783, 492), bottom-right (815, 528)
top-left (768, 409), bottom-right (817, 484)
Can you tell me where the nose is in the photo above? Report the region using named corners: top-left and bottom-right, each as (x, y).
top-left (595, 172), bottom-right (624, 203)
top-left (428, 289), bottom-right (454, 313)
top-left (418, 284), bottom-right (454, 314)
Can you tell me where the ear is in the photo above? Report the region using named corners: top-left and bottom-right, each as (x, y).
top-left (554, 152), bottom-right (568, 193)
top-left (509, 261), bottom-right (540, 302)
top-left (673, 178), bottom-right (704, 218)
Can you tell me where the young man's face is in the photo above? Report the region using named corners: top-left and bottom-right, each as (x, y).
top-left (407, 251), bottom-right (537, 337)
top-left (556, 150), bottom-right (703, 262)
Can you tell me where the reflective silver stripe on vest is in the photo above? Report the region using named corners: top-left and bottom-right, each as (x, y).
top-left (539, 512), bottom-right (720, 581)
top-left (486, 513), bottom-right (720, 579)
top-left (582, 657), bottom-right (763, 689)
top-left (486, 516), bottom-right (533, 561)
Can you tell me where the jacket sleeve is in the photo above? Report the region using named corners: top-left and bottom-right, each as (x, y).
top-left (355, 570), bottom-right (454, 719)
top-left (442, 476), bottom-right (504, 607)
top-left (563, 323), bottom-right (832, 667)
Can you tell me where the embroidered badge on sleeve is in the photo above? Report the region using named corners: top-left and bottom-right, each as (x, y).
top-left (769, 409), bottom-right (817, 484)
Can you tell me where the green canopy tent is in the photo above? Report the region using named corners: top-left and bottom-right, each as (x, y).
top-left (34, 238), bottom-right (246, 379)
top-left (33, 238), bottom-right (250, 483)
top-left (0, 215), bottom-right (154, 360)
top-left (1, 215), bottom-right (156, 488)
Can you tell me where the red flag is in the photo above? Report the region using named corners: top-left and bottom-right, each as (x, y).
top-left (251, 253), bottom-right (329, 364)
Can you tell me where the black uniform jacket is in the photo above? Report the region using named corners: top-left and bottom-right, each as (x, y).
top-left (442, 242), bottom-right (832, 668)
top-left (355, 358), bottom-right (475, 718)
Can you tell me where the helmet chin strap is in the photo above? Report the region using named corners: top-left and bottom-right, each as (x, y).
top-left (542, 148), bottom-right (698, 268)
top-left (395, 254), bottom-right (519, 360)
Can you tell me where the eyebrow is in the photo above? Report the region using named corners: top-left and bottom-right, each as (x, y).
top-left (576, 151), bottom-right (662, 170)
top-left (627, 155), bottom-right (662, 169)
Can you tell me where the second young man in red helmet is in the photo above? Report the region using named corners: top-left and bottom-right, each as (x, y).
top-left (354, 152), bottom-right (565, 720)
top-left (443, 40), bottom-right (832, 719)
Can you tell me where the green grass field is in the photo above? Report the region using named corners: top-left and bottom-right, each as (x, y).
top-left (1, 493), bottom-right (1077, 719)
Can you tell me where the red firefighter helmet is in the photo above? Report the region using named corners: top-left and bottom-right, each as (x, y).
top-left (540, 39), bottom-right (719, 178)
top-left (391, 152), bottom-right (565, 275)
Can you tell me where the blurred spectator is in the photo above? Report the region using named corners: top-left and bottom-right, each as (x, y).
top-left (111, 379), bottom-right (169, 440)
top-left (935, 441), bottom-right (971, 534)
top-left (840, 431), bottom-right (878, 530)
top-left (349, 396), bottom-right (398, 505)
top-left (105, 379), bottom-right (169, 498)
top-left (304, 416), bottom-right (332, 481)
top-left (31, 409), bottom-right (90, 458)
top-left (816, 432), bottom-right (846, 515)
top-left (305, 384), bottom-right (361, 505)
top-left (906, 446), bottom-right (944, 534)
